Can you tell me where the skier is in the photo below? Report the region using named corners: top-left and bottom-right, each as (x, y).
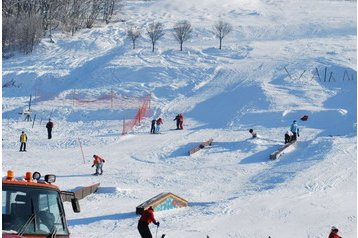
top-left (156, 118), bottom-right (163, 134)
top-left (173, 114), bottom-right (180, 129)
top-left (178, 113), bottom-right (184, 129)
top-left (137, 206), bottom-right (160, 238)
top-left (284, 130), bottom-right (293, 144)
top-left (46, 118), bottom-right (54, 139)
top-left (150, 119), bottom-right (156, 134)
top-left (19, 131), bottom-right (27, 152)
top-left (328, 226), bottom-right (342, 238)
top-left (249, 129), bottom-right (257, 138)
top-left (91, 154), bottom-right (105, 175)
top-left (290, 120), bottom-right (300, 141)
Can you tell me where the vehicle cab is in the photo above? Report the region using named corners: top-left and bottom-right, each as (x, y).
top-left (2, 171), bottom-right (80, 238)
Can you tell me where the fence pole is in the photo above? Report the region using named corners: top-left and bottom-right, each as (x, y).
top-left (297, 70), bottom-right (306, 81)
top-left (122, 118), bottom-right (126, 135)
top-left (284, 67), bottom-right (293, 80)
top-left (315, 67), bottom-right (321, 81)
top-left (324, 67), bottom-right (327, 82)
top-left (32, 114), bottom-right (37, 128)
top-left (78, 137), bottom-right (86, 164)
top-left (342, 70), bottom-right (348, 81)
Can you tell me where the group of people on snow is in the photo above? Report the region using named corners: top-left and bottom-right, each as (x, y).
top-left (150, 118), bottom-right (163, 134)
top-left (173, 113), bottom-right (184, 130)
top-left (18, 118), bottom-right (54, 152)
top-left (150, 113), bottom-right (184, 134)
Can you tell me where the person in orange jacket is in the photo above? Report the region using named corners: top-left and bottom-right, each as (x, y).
top-left (328, 226), bottom-right (342, 238)
top-left (91, 154), bottom-right (105, 175)
top-left (137, 206), bottom-right (159, 238)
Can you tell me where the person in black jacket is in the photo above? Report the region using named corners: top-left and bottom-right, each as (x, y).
top-left (46, 119), bottom-right (54, 139)
top-left (173, 114), bottom-right (180, 129)
top-left (150, 119), bottom-right (156, 134)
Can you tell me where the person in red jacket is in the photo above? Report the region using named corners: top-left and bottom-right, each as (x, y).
top-left (178, 113), bottom-right (184, 129)
top-left (155, 118), bottom-right (163, 134)
top-left (137, 206), bottom-right (159, 238)
top-left (328, 226), bottom-right (342, 238)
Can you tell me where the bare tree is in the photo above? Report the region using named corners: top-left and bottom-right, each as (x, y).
top-left (127, 27), bottom-right (141, 49)
top-left (17, 15), bottom-right (43, 54)
top-left (102, 0), bottom-right (115, 24)
top-left (84, 0), bottom-right (102, 28)
top-left (146, 22), bottom-right (165, 52)
top-left (173, 20), bottom-right (192, 51)
top-left (213, 20), bottom-right (232, 50)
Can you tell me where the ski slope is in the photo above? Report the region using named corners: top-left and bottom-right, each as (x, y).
top-left (2, 0), bottom-right (357, 237)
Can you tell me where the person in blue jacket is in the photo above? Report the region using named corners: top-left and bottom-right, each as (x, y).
top-left (290, 120), bottom-right (300, 141)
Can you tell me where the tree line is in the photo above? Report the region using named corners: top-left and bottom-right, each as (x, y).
top-left (128, 19), bottom-right (233, 52)
top-left (2, 0), bottom-right (121, 56)
top-left (2, 0), bottom-right (233, 57)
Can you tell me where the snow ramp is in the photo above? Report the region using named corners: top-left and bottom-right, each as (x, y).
top-left (136, 192), bottom-right (188, 215)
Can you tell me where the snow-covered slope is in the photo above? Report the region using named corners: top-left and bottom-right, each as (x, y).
top-left (2, 0), bottom-right (357, 237)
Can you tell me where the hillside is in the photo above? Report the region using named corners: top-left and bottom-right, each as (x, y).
top-left (2, 0), bottom-right (357, 237)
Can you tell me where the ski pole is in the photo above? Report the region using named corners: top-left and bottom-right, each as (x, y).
top-left (155, 226), bottom-right (158, 238)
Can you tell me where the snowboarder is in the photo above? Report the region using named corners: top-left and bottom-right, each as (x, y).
top-left (284, 130), bottom-right (293, 144)
top-left (173, 114), bottom-right (180, 129)
top-left (19, 131), bottom-right (27, 152)
top-left (137, 206), bottom-right (160, 238)
top-left (91, 154), bottom-right (105, 175)
top-left (249, 129), bottom-right (257, 138)
top-left (46, 118), bottom-right (54, 139)
top-left (156, 118), bottom-right (163, 134)
top-left (328, 226), bottom-right (342, 238)
top-left (290, 120), bottom-right (300, 141)
top-left (150, 119), bottom-right (156, 134)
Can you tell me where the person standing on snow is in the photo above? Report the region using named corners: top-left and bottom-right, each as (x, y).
top-left (290, 120), bottom-right (300, 141)
top-left (19, 131), bottom-right (28, 152)
top-left (328, 226), bottom-right (342, 238)
top-left (150, 119), bottom-right (156, 134)
top-left (156, 118), bottom-right (163, 134)
top-left (178, 113), bottom-right (184, 129)
top-left (46, 118), bottom-right (54, 139)
top-left (91, 154), bottom-right (105, 175)
top-left (137, 206), bottom-right (160, 238)
top-left (173, 114), bottom-right (180, 129)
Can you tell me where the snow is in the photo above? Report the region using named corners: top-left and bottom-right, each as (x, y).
top-left (2, 0), bottom-right (357, 237)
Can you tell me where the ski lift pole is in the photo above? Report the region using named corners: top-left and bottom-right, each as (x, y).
top-left (28, 94), bottom-right (32, 110)
top-left (78, 137), bottom-right (86, 164)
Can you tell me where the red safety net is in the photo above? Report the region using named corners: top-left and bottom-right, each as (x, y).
top-left (122, 95), bottom-right (151, 135)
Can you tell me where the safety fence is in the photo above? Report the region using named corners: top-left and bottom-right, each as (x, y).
top-left (122, 94), bottom-right (151, 135)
